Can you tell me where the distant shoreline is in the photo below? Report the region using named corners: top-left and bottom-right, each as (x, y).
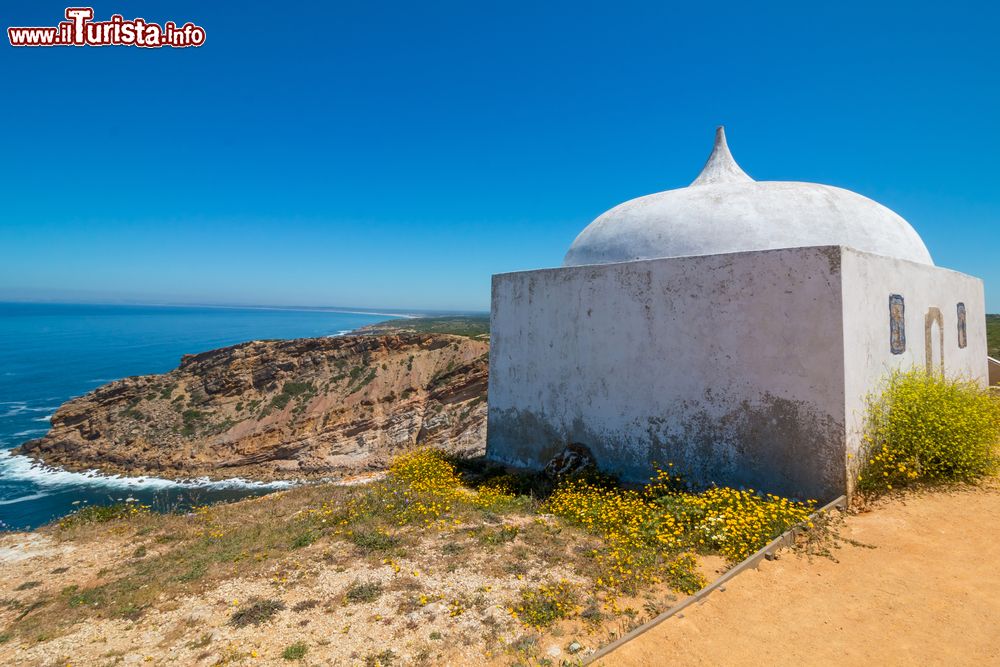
top-left (0, 300), bottom-right (487, 321)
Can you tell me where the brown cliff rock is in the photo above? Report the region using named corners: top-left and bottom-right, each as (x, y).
top-left (15, 333), bottom-right (488, 481)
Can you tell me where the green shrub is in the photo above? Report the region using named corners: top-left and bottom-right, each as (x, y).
top-left (857, 369), bottom-right (1000, 493)
top-left (509, 580), bottom-right (578, 630)
top-left (348, 368), bottom-right (377, 394)
top-left (282, 641), bottom-right (308, 660)
top-left (228, 598), bottom-right (286, 627)
top-left (344, 580), bottom-right (383, 604)
top-left (181, 409), bottom-right (206, 436)
top-left (271, 382), bottom-right (316, 410)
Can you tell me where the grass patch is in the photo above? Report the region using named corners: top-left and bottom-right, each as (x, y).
top-left (59, 503), bottom-right (150, 529)
top-left (344, 580), bottom-right (383, 604)
top-left (350, 529), bottom-right (399, 554)
top-left (510, 580), bottom-right (579, 630)
top-left (290, 529), bottom-right (318, 549)
top-left (6, 487), bottom-right (344, 642)
top-left (177, 561), bottom-right (208, 582)
top-left (282, 641), bottom-right (308, 660)
top-left (857, 369), bottom-right (1000, 494)
top-left (987, 314), bottom-right (1000, 359)
top-left (476, 525), bottom-right (519, 545)
top-left (228, 598), bottom-right (286, 628)
top-left (364, 649), bottom-right (396, 666)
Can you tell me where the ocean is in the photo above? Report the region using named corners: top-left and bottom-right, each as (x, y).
top-left (0, 302), bottom-right (400, 531)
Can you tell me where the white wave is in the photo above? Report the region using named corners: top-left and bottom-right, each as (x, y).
top-left (0, 491), bottom-right (51, 506)
top-left (12, 429), bottom-right (47, 437)
top-left (322, 310), bottom-right (417, 319)
top-left (0, 401), bottom-right (26, 405)
top-left (1, 405), bottom-right (58, 418)
top-left (32, 415), bottom-right (53, 423)
top-left (0, 449), bottom-right (295, 492)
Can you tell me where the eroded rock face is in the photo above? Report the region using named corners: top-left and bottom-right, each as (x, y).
top-left (15, 333), bottom-right (488, 481)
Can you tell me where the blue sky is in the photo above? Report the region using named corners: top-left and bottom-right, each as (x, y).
top-left (1, 1), bottom-right (997, 311)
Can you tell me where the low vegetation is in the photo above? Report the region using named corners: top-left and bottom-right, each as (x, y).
top-left (344, 580), bottom-right (383, 604)
top-left (57, 501), bottom-right (150, 529)
top-left (281, 640), bottom-right (308, 660)
top-left (362, 315), bottom-right (490, 339)
top-left (858, 369), bottom-right (1000, 494)
top-left (544, 466), bottom-right (814, 590)
top-left (509, 579), bottom-right (579, 630)
top-left (988, 314), bottom-right (1000, 359)
top-left (2, 449), bottom-right (817, 664)
top-left (228, 598), bottom-right (286, 628)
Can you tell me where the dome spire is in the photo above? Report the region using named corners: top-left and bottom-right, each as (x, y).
top-left (690, 126), bottom-right (753, 186)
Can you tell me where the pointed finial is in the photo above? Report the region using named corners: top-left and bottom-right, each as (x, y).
top-left (690, 126), bottom-right (753, 186)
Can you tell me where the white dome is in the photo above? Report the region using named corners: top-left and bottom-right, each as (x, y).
top-left (563, 128), bottom-right (933, 267)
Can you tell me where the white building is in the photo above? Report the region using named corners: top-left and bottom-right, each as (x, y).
top-left (487, 128), bottom-right (987, 501)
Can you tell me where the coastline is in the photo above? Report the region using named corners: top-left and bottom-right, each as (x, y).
top-left (7, 325), bottom-right (489, 497)
top-left (5, 324), bottom-right (376, 490)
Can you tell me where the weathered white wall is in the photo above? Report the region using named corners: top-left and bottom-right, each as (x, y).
top-left (839, 249), bottom-right (988, 494)
top-left (488, 246), bottom-right (848, 501)
top-left (489, 244), bottom-right (986, 501)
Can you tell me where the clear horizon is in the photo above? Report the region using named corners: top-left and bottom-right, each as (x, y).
top-left (0, 298), bottom-right (486, 316)
top-left (3, 1), bottom-right (998, 312)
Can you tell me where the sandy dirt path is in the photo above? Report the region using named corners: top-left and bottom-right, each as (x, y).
top-left (598, 485), bottom-right (1000, 667)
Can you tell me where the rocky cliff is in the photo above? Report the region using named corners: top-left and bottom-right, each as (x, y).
top-left (15, 333), bottom-right (488, 481)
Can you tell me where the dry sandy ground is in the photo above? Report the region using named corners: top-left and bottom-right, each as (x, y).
top-left (598, 484), bottom-right (1000, 667)
top-left (0, 523), bottom-right (583, 667)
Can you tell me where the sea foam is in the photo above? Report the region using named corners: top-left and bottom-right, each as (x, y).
top-left (0, 449), bottom-right (295, 493)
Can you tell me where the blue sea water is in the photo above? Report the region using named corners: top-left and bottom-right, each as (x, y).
top-left (0, 302), bottom-right (400, 531)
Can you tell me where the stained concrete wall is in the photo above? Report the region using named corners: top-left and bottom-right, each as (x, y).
top-left (488, 246), bottom-right (848, 501)
top-left (839, 249), bottom-right (988, 494)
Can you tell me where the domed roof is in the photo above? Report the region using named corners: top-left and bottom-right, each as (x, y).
top-left (563, 128), bottom-right (933, 267)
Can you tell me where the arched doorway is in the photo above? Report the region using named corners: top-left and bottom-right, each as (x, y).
top-left (924, 307), bottom-right (944, 376)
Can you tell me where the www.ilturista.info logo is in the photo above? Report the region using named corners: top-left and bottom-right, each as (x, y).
top-left (8, 7), bottom-right (206, 48)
